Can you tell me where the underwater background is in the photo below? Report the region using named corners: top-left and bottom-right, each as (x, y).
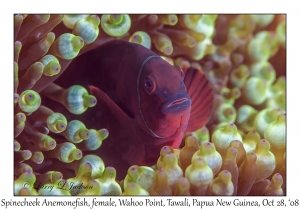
top-left (12, 14), bottom-right (286, 196)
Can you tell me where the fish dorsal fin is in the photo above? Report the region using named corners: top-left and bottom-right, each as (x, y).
top-left (184, 68), bottom-right (214, 132)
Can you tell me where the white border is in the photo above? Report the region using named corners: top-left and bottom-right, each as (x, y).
top-left (1, 1), bottom-right (298, 209)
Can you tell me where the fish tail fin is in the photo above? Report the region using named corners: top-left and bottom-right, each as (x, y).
top-left (184, 67), bottom-right (214, 132)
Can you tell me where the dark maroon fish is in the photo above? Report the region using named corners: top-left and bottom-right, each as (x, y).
top-left (54, 40), bottom-right (214, 178)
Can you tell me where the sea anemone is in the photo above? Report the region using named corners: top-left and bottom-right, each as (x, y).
top-left (13, 14), bottom-right (286, 196)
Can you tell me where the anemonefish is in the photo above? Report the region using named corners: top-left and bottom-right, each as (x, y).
top-left (54, 40), bottom-right (214, 178)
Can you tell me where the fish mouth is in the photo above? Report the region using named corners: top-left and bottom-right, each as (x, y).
top-left (161, 93), bottom-right (192, 114)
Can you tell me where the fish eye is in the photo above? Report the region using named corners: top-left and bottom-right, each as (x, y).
top-left (144, 75), bottom-right (156, 94)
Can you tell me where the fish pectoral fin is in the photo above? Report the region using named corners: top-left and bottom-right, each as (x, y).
top-left (89, 85), bottom-right (133, 124)
top-left (184, 68), bottom-right (214, 132)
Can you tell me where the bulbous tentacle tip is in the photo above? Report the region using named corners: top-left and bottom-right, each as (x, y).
top-left (73, 15), bottom-right (100, 45)
top-left (75, 155), bottom-right (105, 180)
top-left (217, 103), bottom-right (237, 123)
top-left (18, 188), bottom-right (38, 196)
top-left (124, 165), bottom-right (152, 193)
top-left (192, 157), bottom-right (207, 168)
top-left (236, 105), bottom-right (258, 133)
top-left (15, 150), bottom-right (32, 162)
top-left (255, 139), bottom-right (276, 182)
top-left (209, 169), bottom-right (234, 196)
top-left (250, 61), bottom-right (276, 85)
top-left (79, 161), bottom-right (93, 172)
top-left (264, 112), bottom-right (286, 151)
top-left (225, 146), bottom-right (238, 159)
top-left (79, 128), bottom-right (90, 140)
top-left (14, 93), bottom-right (19, 104)
top-left (276, 21), bottom-right (286, 46)
top-left (129, 31), bottom-right (151, 49)
top-left (151, 32), bottom-right (174, 55)
top-left (160, 145), bottom-right (174, 155)
top-left (79, 128), bottom-right (108, 151)
top-left (40, 55), bottom-right (61, 76)
top-left (212, 123), bottom-right (242, 156)
top-left (219, 170), bottom-right (232, 184)
top-left (242, 77), bottom-right (267, 105)
top-left (166, 15), bottom-right (178, 26)
top-left (230, 64), bottom-right (250, 88)
top-left (71, 149), bottom-right (83, 161)
top-left (128, 165), bottom-right (140, 176)
top-left (50, 33), bottom-right (84, 60)
top-left (102, 166), bottom-right (117, 180)
top-left (14, 140), bottom-right (21, 151)
top-left (99, 129), bottom-right (109, 139)
top-left (52, 85), bottom-right (98, 115)
top-left (174, 177), bottom-right (190, 195)
top-left (148, 15), bottom-right (158, 24)
top-left (123, 182), bottom-right (149, 195)
top-left (44, 138), bottom-right (57, 150)
top-left (163, 153), bottom-right (178, 166)
top-left (62, 15), bottom-right (90, 29)
top-left (163, 45), bottom-right (173, 55)
top-left (83, 94), bottom-right (97, 108)
top-left (50, 172), bottom-right (63, 183)
top-left (45, 112), bottom-right (68, 133)
top-left (192, 126), bottom-right (210, 145)
top-left (54, 119), bottom-right (67, 132)
top-left (31, 152), bottom-right (44, 164)
top-left (18, 90), bottom-right (41, 113)
top-left (192, 141), bottom-right (223, 177)
top-left (257, 139), bottom-right (270, 150)
top-left (15, 112), bottom-right (26, 124)
top-left (265, 173), bottom-right (283, 196)
top-left (63, 120), bottom-right (90, 143)
top-left (250, 14), bottom-right (274, 28)
top-left (101, 14), bottom-right (131, 37)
